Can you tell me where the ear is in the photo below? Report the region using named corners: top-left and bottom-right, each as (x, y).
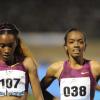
top-left (15, 40), bottom-right (18, 45)
top-left (84, 43), bottom-right (87, 51)
top-left (15, 39), bottom-right (18, 47)
top-left (64, 45), bottom-right (67, 50)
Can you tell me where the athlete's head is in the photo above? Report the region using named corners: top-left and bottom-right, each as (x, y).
top-left (0, 23), bottom-right (37, 66)
top-left (64, 28), bottom-right (87, 58)
top-left (0, 23), bottom-right (25, 63)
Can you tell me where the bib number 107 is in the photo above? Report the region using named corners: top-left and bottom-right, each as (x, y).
top-left (64, 86), bottom-right (86, 97)
top-left (0, 78), bottom-right (20, 88)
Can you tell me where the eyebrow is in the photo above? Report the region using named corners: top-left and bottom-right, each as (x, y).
top-left (0, 42), bottom-right (16, 45)
top-left (68, 38), bottom-right (84, 40)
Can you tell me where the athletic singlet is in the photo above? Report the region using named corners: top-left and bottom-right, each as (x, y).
top-left (59, 60), bottom-right (96, 100)
top-left (0, 61), bottom-right (29, 96)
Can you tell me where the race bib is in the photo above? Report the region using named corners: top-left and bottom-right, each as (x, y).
top-left (60, 77), bottom-right (90, 100)
top-left (0, 70), bottom-right (25, 96)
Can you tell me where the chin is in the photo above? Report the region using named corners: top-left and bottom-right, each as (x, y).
top-left (72, 54), bottom-right (81, 59)
top-left (73, 53), bottom-right (80, 57)
top-left (3, 57), bottom-right (10, 62)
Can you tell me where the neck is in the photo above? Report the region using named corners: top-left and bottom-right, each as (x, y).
top-left (0, 56), bottom-right (15, 66)
top-left (6, 60), bottom-right (14, 66)
top-left (6, 56), bottom-right (15, 66)
top-left (68, 56), bottom-right (85, 68)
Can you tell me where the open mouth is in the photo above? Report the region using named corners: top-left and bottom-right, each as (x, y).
top-left (3, 55), bottom-right (10, 59)
top-left (73, 49), bottom-right (80, 53)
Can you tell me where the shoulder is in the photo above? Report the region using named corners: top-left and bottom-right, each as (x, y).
top-left (47, 61), bottom-right (64, 77)
top-left (90, 60), bottom-right (100, 68)
top-left (23, 57), bottom-right (37, 71)
top-left (90, 60), bottom-right (100, 77)
top-left (47, 61), bottom-right (64, 71)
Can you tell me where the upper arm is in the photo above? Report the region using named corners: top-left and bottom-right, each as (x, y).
top-left (23, 57), bottom-right (44, 100)
top-left (41, 66), bottom-right (56, 89)
top-left (41, 61), bottom-right (64, 89)
top-left (90, 60), bottom-right (100, 78)
top-left (23, 57), bottom-right (39, 87)
top-left (90, 60), bottom-right (100, 91)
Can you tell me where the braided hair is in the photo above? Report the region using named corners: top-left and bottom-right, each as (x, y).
top-left (0, 23), bottom-right (37, 65)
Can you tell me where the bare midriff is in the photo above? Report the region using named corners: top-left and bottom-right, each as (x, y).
top-left (0, 92), bottom-right (28, 100)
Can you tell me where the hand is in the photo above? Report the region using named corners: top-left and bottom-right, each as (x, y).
top-left (53, 97), bottom-right (60, 100)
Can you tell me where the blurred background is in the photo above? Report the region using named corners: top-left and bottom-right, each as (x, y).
top-left (0, 0), bottom-right (100, 99)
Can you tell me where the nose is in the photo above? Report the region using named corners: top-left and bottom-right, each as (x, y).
top-left (4, 47), bottom-right (11, 54)
top-left (74, 41), bottom-right (79, 47)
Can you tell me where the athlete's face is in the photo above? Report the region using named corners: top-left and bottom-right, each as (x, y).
top-left (0, 33), bottom-right (17, 62)
top-left (64, 31), bottom-right (86, 58)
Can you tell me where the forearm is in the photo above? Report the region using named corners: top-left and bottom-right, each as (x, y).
top-left (35, 94), bottom-right (44, 100)
top-left (41, 78), bottom-right (58, 100)
top-left (32, 81), bottom-right (44, 100)
top-left (41, 77), bottom-right (55, 90)
top-left (29, 70), bottom-right (44, 100)
top-left (41, 78), bottom-right (49, 90)
top-left (43, 92), bottom-right (59, 100)
top-left (42, 90), bottom-right (59, 100)
top-left (31, 77), bottom-right (44, 100)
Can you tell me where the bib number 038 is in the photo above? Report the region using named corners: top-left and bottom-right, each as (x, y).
top-left (64, 86), bottom-right (86, 97)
